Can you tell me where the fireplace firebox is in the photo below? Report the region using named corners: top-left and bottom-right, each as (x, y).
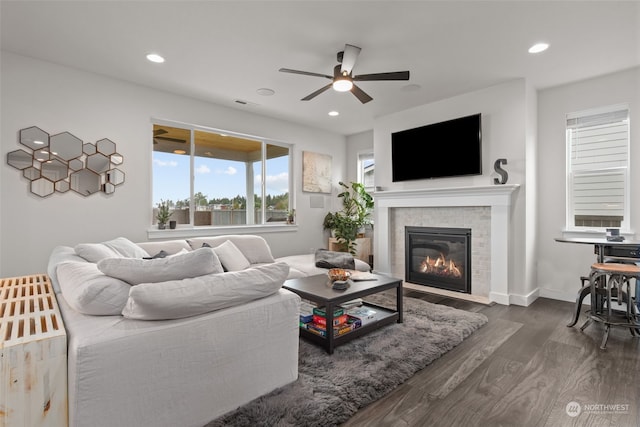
top-left (405, 226), bottom-right (471, 293)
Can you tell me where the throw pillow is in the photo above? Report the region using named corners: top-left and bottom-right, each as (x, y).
top-left (187, 235), bottom-right (276, 264)
top-left (75, 237), bottom-right (149, 263)
top-left (97, 247), bottom-right (223, 285)
top-left (57, 261), bottom-right (131, 315)
top-left (315, 248), bottom-right (356, 270)
top-left (122, 262), bottom-right (290, 320)
top-left (212, 240), bottom-right (251, 271)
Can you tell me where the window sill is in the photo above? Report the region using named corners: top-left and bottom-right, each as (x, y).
top-left (562, 228), bottom-right (635, 240)
top-left (147, 224), bottom-right (298, 240)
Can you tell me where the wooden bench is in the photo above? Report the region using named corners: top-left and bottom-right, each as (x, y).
top-left (1, 274), bottom-right (67, 426)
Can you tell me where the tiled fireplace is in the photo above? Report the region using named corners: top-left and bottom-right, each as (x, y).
top-left (405, 226), bottom-right (472, 293)
top-left (374, 185), bottom-right (518, 305)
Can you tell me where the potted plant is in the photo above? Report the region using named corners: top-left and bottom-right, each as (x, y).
top-left (322, 211), bottom-right (338, 235)
top-left (324, 181), bottom-right (374, 255)
top-left (156, 199), bottom-right (172, 229)
top-left (287, 209), bottom-right (296, 224)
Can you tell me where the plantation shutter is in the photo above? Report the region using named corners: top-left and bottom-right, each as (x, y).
top-left (567, 106), bottom-right (629, 227)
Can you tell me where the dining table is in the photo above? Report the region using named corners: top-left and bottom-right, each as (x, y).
top-left (554, 236), bottom-right (640, 327)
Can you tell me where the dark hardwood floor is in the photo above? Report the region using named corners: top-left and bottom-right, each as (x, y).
top-left (342, 290), bottom-right (640, 427)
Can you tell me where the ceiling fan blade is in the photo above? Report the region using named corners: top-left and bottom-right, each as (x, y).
top-left (154, 136), bottom-right (187, 143)
top-left (279, 68), bottom-right (332, 79)
top-left (154, 128), bottom-right (168, 136)
top-left (354, 71), bottom-right (410, 81)
top-left (340, 44), bottom-right (361, 75)
top-left (351, 84), bottom-right (373, 104)
top-left (301, 83), bottom-right (333, 101)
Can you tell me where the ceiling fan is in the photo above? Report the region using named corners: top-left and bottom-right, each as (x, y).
top-left (279, 44), bottom-right (410, 104)
top-left (153, 128), bottom-right (186, 144)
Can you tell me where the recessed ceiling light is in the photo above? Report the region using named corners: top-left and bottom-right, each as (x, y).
top-left (146, 53), bottom-right (165, 63)
top-left (173, 149), bottom-right (186, 155)
top-left (328, 111), bottom-right (339, 117)
top-left (528, 43), bottom-right (549, 54)
top-left (401, 84), bottom-right (421, 92)
top-left (256, 88), bottom-right (275, 96)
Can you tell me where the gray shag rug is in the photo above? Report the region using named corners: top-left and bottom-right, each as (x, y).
top-left (205, 293), bottom-right (488, 427)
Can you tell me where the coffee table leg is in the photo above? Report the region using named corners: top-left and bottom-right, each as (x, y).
top-left (326, 303), bottom-right (335, 354)
top-left (397, 281), bottom-right (404, 323)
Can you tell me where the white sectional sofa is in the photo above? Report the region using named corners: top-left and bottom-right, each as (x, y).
top-left (48, 234), bottom-right (369, 427)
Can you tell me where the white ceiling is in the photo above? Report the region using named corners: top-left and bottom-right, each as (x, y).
top-left (2, 1), bottom-right (638, 136)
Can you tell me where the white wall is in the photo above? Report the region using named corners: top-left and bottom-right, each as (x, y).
top-left (373, 79), bottom-right (536, 304)
top-left (537, 67), bottom-right (640, 302)
top-left (0, 52), bottom-right (347, 277)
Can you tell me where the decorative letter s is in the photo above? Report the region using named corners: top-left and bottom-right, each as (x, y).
top-left (493, 159), bottom-right (508, 185)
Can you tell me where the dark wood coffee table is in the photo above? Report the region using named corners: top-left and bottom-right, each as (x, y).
top-left (283, 272), bottom-right (403, 354)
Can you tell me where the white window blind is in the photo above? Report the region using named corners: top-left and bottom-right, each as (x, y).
top-left (566, 105), bottom-right (629, 229)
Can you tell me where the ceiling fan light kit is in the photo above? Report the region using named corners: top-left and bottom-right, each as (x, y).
top-left (332, 75), bottom-right (353, 92)
top-left (279, 43), bottom-right (410, 104)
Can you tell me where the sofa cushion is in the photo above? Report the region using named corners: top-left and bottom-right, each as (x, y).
top-left (210, 240), bottom-right (251, 271)
top-left (136, 239), bottom-right (193, 256)
top-left (97, 247), bottom-right (223, 285)
top-left (188, 235), bottom-right (275, 264)
top-left (75, 237), bottom-right (149, 263)
top-left (122, 262), bottom-right (290, 320)
top-left (57, 261), bottom-right (131, 315)
top-left (48, 245), bottom-right (88, 293)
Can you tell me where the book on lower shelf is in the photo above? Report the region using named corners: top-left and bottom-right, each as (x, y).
top-left (304, 318), bottom-right (362, 337)
top-left (312, 314), bottom-right (348, 327)
top-left (299, 300), bottom-right (315, 324)
top-left (312, 306), bottom-right (344, 317)
top-left (340, 298), bottom-right (363, 309)
top-left (345, 306), bottom-right (377, 325)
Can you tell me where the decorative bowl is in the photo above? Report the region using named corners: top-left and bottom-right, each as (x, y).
top-left (327, 268), bottom-right (351, 282)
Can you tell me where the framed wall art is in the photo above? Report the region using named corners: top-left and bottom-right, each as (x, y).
top-left (302, 151), bottom-right (332, 193)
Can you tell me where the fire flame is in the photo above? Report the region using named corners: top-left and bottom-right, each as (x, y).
top-left (419, 254), bottom-right (462, 278)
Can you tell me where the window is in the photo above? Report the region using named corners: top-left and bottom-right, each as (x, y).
top-left (357, 151), bottom-right (374, 191)
top-left (566, 105), bottom-right (629, 230)
top-left (152, 122), bottom-right (291, 227)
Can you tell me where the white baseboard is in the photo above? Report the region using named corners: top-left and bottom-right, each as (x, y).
top-left (538, 286), bottom-right (582, 304)
top-left (508, 288), bottom-right (540, 307)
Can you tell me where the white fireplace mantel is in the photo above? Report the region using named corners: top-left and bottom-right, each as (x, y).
top-left (374, 184), bottom-right (520, 305)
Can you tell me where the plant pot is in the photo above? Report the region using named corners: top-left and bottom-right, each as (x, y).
top-left (158, 223), bottom-right (166, 230)
top-left (169, 220), bottom-right (177, 229)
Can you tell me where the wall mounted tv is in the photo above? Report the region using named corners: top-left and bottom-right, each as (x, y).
top-left (391, 113), bottom-right (482, 182)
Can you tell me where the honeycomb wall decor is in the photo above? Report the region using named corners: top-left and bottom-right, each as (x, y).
top-left (6, 126), bottom-right (125, 197)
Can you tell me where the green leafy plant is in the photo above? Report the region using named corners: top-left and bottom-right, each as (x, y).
top-left (156, 199), bottom-right (172, 228)
top-left (324, 181), bottom-right (374, 255)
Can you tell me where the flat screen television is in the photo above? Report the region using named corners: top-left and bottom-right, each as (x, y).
top-left (391, 113), bottom-right (482, 182)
